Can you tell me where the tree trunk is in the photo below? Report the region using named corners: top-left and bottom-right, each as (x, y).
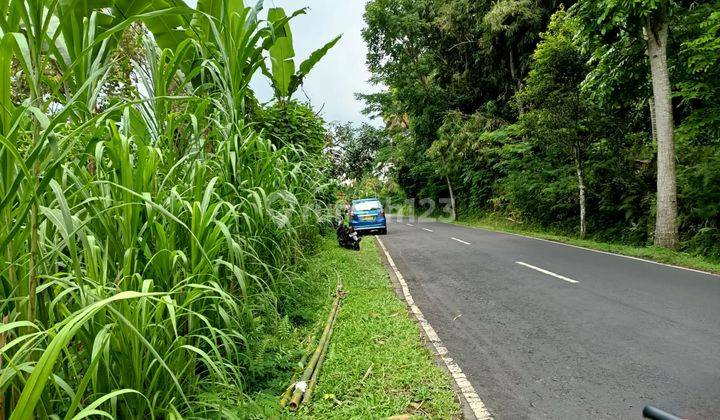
top-left (575, 147), bottom-right (587, 239)
top-left (645, 19), bottom-right (679, 249)
top-left (509, 48), bottom-right (516, 85)
top-left (509, 48), bottom-right (524, 95)
top-left (445, 173), bottom-right (456, 221)
top-left (648, 97), bottom-right (657, 143)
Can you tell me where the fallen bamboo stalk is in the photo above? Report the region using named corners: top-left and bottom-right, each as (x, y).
top-left (280, 335), bottom-right (315, 407)
top-left (302, 318), bottom-right (334, 405)
top-left (288, 284), bottom-right (342, 411)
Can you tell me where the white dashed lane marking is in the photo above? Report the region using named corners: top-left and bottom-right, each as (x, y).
top-left (516, 261), bottom-right (579, 284)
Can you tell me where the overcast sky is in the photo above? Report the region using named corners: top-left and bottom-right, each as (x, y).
top-left (186, 0), bottom-right (378, 125)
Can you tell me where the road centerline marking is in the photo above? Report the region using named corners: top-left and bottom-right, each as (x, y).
top-left (436, 219), bottom-right (720, 278)
top-left (406, 223), bottom-right (414, 227)
top-left (516, 261), bottom-right (579, 284)
top-left (376, 237), bottom-right (493, 420)
top-left (422, 227), bottom-right (434, 232)
top-left (451, 237), bottom-right (471, 245)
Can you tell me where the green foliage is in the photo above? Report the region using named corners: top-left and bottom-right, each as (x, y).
top-left (216, 238), bottom-right (460, 417)
top-left (267, 7), bottom-right (297, 98)
top-left (0, 0), bottom-right (337, 418)
top-left (675, 4), bottom-right (720, 145)
top-left (252, 100), bottom-right (327, 155)
top-left (361, 0), bottom-right (720, 256)
top-left (297, 238), bottom-right (460, 418)
top-left (678, 145), bottom-right (720, 259)
top-left (329, 122), bottom-right (389, 183)
top-left (266, 8), bottom-right (342, 100)
top-left (511, 10), bottom-right (597, 234)
top-left (428, 111), bottom-right (469, 179)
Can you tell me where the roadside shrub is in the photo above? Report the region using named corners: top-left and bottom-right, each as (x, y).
top-left (0, 1), bottom-right (336, 418)
top-left (253, 100), bottom-right (328, 155)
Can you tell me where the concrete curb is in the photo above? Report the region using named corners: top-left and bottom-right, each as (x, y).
top-left (375, 236), bottom-right (492, 420)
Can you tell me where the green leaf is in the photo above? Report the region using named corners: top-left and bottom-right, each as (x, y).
top-left (0, 34), bottom-right (13, 134)
top-left (10, 291), bottom-right (161, 420)
top-left (299, 34), bottom-right (341, 76)
top-left (111, 0), bottom-right (151, 17)
top-left (196, 0), bottom-right (224, 20)
top-left (9, 32), bottom-right (34, 88)
top-left (267, 7), bottom-right (296, 97)
top-left (27, 106), bottom-right (50, 130)
top-left (0, 321), bottom-right (39, 335)
top-left (139, 1), bottom-right (190, 51)
top-left (289, 34), bottom-right (341, 94)
top-left (0, 134), bottom-right (34, 191)
top-left (69, 389), bottom-right (147, 420)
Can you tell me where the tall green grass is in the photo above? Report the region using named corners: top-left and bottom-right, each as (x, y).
top-left (0, 0), bottom-right (332, 417)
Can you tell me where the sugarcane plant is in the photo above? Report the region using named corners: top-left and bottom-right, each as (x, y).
top-left (0, 0), bottom-right (335, 418)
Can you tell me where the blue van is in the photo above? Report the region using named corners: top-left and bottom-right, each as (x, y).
top-left (349, 198), bottom-right (387, 234)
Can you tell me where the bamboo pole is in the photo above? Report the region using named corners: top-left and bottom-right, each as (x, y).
top-left (302, 319), bottom-right (334, 405)
top-left (288, 284), bottom-right (342, 411)
top-left (280, 335), bottom-right (315, 407)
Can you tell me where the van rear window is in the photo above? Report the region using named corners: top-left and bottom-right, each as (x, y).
top-left (353, 201), bottom-right (382, 211)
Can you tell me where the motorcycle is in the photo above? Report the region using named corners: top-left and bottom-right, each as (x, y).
top-left (335, 218), bottom-right (361, 251)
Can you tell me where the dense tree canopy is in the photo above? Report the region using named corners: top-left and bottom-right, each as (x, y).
top-left (329, 122), bottom-right (389, 183)
top-left (359, 0), bottom-right (720, 257)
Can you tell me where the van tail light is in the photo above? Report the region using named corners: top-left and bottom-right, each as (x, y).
top-left (349, 210), bottom-right (354, 219)
top-left (380, 210), bottom-right (385, 218)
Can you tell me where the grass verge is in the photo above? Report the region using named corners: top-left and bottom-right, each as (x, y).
top-left (242, 236), bottom-right (461, 418)
top-left (297, 236), bottom-right (460, 418)
top-left (454, 213), bottom-right (720, 275)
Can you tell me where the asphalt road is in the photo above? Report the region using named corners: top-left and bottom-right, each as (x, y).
top-left (377, 217), bottom-right (720, 419)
